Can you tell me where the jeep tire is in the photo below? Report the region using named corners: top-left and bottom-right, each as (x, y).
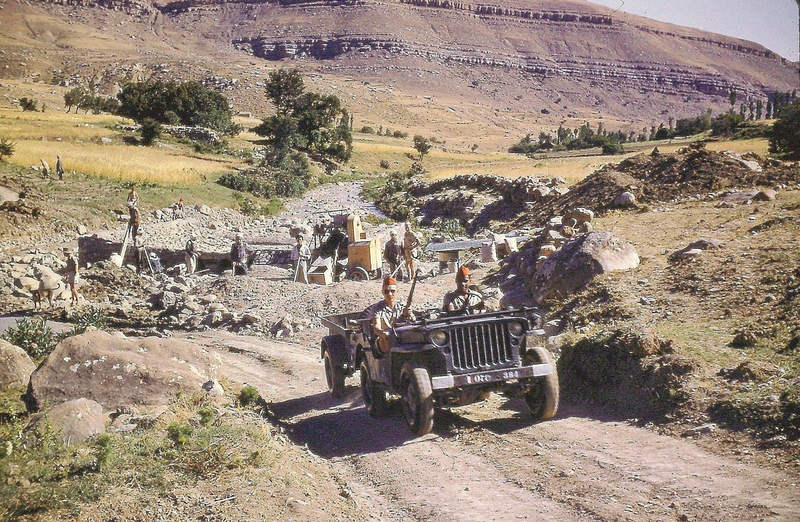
top-left (523, 346), bottom-right (559, 420)
top-left (361, 361), bottom-right (387, 416)
top-left (323, 344), bottom-right (346, 399)
top-left (400, 362), bottom-right (434, 435)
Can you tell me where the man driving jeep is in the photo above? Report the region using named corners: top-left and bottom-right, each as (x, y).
top-left (442, 266), bottom-right (484, 314)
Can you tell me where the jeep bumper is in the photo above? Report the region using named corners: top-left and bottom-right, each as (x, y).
top-left (430, 363), bottom-right (553, 390)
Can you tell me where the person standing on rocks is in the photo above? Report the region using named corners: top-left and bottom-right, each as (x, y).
top-left (185, 233), bottom-right (198, 275)
top-left (291, 234), bottom-right (311, 284)
top-left (384, 230), bottom-right (403, 279)
top-left (127, 200), bottom-right (141, 242)
top-left (127, 185), bottom-right (139, 208)
top-left (442, 266), bottom-right (484, 315)
top-left (64, 248), bottom-right (80, 305)
top-left (134, 234), bottom-right (149, 274)
top-left (56, 155), bottom-right (64, 180)
top-left (230, 233), bottom-right (249, 276)
top-left (402, 221), bottom-right (421, 282)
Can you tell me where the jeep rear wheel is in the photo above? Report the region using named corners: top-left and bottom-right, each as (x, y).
top-left (400, 362), bottom-right (434, 435)
top-left (360, 361), bottom-right (387, 417)
top-left (323, 347), bottom-right (345, 399)
top-left (523, 346), bottom-right (559, 420)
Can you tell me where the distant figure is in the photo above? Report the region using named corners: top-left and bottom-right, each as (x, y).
top-left (402, 221), bottom-right (421, 282)
top-left (134, 234), bottom-right (149, 274)
top-left (40, 158), bottom-right (50, 177)
top-left (442, 266), bottom-right (484, 315)
top-left (56, 155), bottom-right (64, 180)
top-left (185, 233), bottom-right (198, 275)
top-left (128, 201), bottom-right (141, 241)
top-left (173, 198), bottom-right (185, 219)
top-left (230, 233), bottom-right (249, 276)
top-left (383, 230), bottom-right (403, 279)
top-left (291, 234), bottom-right (311, 284)
top-left (127, 185), bottom-right (138, 209)
top-left (64, 248), bottom-right (80, 305)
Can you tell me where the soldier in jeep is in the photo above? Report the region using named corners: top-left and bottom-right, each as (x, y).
top-left (442, 266), bottom-right (485, 314)
top-left (362, 275), bottom-right (412, 353)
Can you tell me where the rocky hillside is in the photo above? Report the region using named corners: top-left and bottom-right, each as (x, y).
top-left (1, 0), bottom-right (796, 145)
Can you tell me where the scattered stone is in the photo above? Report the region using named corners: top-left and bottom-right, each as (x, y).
top-left (26, 398), bottom-right (105, 445)
top-left (0, 339), bottom-right (36, 390)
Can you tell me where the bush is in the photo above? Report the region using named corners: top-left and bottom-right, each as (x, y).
top-left (67, 305), bottom-right (108, 336)
top-left (238, 384), bottom-right (260, 407)
top-left (379, 159), bottom-right (391, 169)
top-left (0, 138), bottom-right (15, 161)
top-left (140, 118), bottom-right (162, 145)
top-left (602, 142), bottom-right (624, 155)
top-left (19, 97), bottom-right (38, 112)
top-left (769, 100), bottom-right (800, 158)
top-left (360, 126), bottom-right (375, 134)
top-left (2, 316), bottom-right (56, 359)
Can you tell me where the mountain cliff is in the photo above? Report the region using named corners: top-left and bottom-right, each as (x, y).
top-left (1, 0), bottom-right (796, 147)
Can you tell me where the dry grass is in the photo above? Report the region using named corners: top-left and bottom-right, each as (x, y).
top-left (0, 108), bottom-right (246, 184)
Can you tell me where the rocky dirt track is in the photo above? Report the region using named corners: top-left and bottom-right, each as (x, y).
top-left (189, 329), bottom-right (800, 521)
top-left (4, 174), bottom-right (800, 520)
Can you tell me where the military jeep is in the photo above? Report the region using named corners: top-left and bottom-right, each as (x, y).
top-left (320, 307), bottom-right (559, 435)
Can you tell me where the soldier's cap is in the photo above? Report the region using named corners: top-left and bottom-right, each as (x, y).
top-left (390, 231), bottom-right (397, 237)
top-left (235, 232), bottom-right (243, 240)
top-left (297, 233), bottom-right (304, 240)
top-left (383, 275), bottom-right (397, 288)
top-left (456, 265), bottom-right (471, 281)
top-left (190, 233), bottom-right (197, 240)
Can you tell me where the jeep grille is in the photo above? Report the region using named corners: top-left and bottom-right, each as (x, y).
top-left (450, 322), bottom-right (515, 371)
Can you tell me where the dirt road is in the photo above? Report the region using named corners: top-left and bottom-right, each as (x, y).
top-left (186, 330), bottom-right (800, 522)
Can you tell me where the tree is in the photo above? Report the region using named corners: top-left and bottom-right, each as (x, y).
top-left (64, 86), bottom-right (87, 113)
top-left (117, 80), bottom-right (238, 135)
top-left (413, 135), bottom-right (432, 160)
top-left (729, 90), bottom-right (737, 113)
top-left (769, 100), bottom-right (800, 158)
top-left (253, 71), bottom-right (352, 163)
top-left (264, 69), bottom-right (306, 115)
top-left (766, 100), bottom-right (773, 119)
top-left (756, 99), bottom-right (763, 120)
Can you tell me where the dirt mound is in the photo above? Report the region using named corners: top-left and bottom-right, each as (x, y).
top-left (557, 328), bottom-right (695, 419)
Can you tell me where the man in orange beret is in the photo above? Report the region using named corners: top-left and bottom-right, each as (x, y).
top-left (442, 266), bottom-right (484, 314)
top-left (363, 275), bottom-right (413, 353)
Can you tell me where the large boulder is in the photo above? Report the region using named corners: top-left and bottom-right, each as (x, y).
top-left (0, 339), bottom-right (36, 390)
top-left (530, 232), bottom-right (639, 303)
top-left (27, 330), bottom-right (220, 412)
top-left (26, 398), bottom-right (105, 445)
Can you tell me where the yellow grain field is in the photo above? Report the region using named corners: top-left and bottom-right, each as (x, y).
top-left (1, 108), bottom-right (245, 184)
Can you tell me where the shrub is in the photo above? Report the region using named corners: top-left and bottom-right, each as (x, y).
top-left (360, 126), bottom-right (375, 134)
top-left (140, 118), bottom-right (162, 145)
top-left (67, 305), bottom-right (108, 336)
top-left (769, 100), bottom-right (800, 158)
top-left (0, 138), bottom-right (15, 161)
top-left (238, 384), bottom-right (260, 407)
top-left (602, 142), bottom-right (624, 155)
top-left (1, 316), bottom-right (56, 359)
top-left (198, 406), bottom-right (215, 426)
top-left (379, 159), bottom-right (390, 169)
top-left (167, 422), bottom-right (193, 447)
top-left (19, 97), bottom-right (38, 112)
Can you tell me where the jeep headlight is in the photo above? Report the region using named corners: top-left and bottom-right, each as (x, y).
top-left (429, 330), bottom-right (448, 347)
top-left (507, 321), bottom-right (525, 337)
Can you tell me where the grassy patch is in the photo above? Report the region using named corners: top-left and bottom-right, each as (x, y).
top-left (0, 390), bottom-right (277, 520)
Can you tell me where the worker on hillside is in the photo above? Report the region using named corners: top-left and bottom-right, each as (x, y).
top-left (291, 234), bottom-right (311, 283)
top-left (64, 248), bottom-right (80, 305)
top-left (185, 233), bottom-right (198, 275)
top-left (128, 200), bottom-right (141, 242)
top-left (442, 266), bottom-right (484, 315)
top-left (230, 233), bottom-right (249, 276)
top-left (127, 185), bottom-right (139, 208)
top-left (384, 230), bottom-right (403, 279)
top-left (402, 221), bottom-right (421, 282)
top-left (134, 233), bottom-right (149, 274)
top-left (56, 155), bottom-right (64, 180)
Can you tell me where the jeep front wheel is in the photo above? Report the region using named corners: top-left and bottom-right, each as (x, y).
top-left (323, 348), bottom-right (345, 399)
top-left (400, 362), bottom-right (434, 435)
top-left (523, 346), bottom-right (559, 420)
top-left (360, 361), bottom-right (387, 416)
